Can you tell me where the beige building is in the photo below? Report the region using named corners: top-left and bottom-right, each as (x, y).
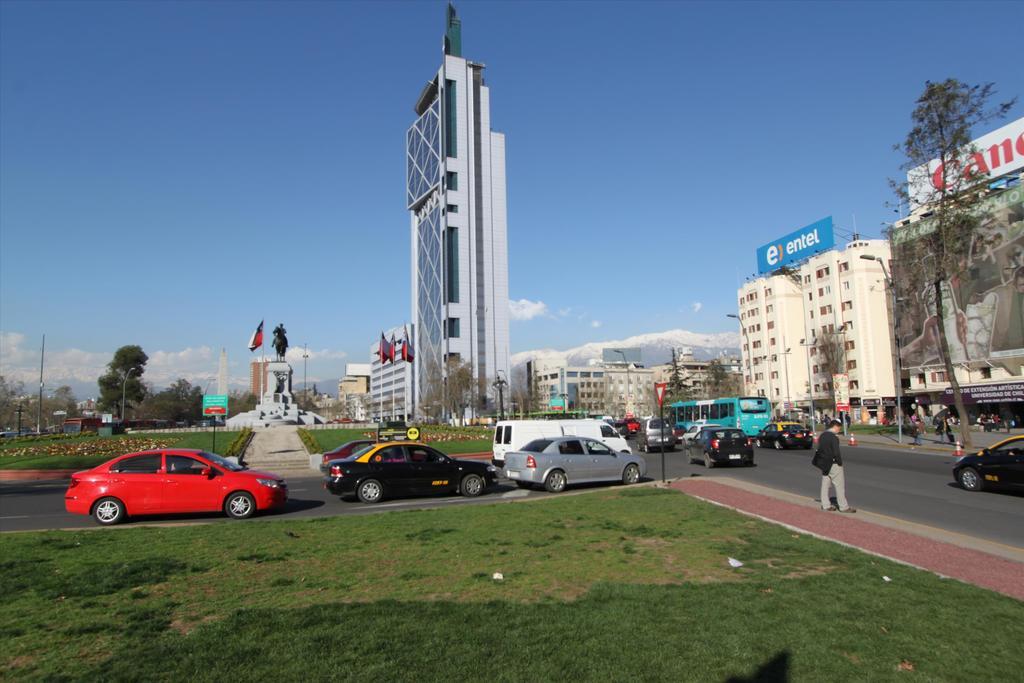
top-left (735, 238), bottom-right (897, 422)
top-left (531, 361), bottom-right (654, 417)
top-left (651, 353), bottom-right (742, 399)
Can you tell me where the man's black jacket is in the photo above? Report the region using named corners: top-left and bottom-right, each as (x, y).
top-left (815, 430), bottom-right (842, 473)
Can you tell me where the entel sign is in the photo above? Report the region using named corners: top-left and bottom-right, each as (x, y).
top-left (756, 216), bottom-right (835, 275)
top-left (908, 116), bottom-right (1024, 209)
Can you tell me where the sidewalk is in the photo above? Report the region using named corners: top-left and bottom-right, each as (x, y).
top-left (669, 477), bottom-right (1024, 601)
top-left (843, 427), bottom-right (1019, 453)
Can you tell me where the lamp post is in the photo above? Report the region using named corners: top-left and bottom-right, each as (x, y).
top-left (781, 347), bottom-right (792, 418)
top-left (492, 371), bottom-right (508, 421)
top-left (611, 349), bottom-right (631, 416)
top-left (860, 254), bottom-right (904, 444)
top-left (799, 339), bottom-right (816, 434)
top-left (725, 314), bottom-right (752, 396)
top-left (121, 367), bottom-right (138, 424)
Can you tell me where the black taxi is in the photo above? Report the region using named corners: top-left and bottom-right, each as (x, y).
top-left (324, 441), bottom-right (498, 503)
top-left (953, 435), bottom-right (1024, 493)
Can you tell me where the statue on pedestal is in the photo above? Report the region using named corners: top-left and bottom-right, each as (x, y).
top-left (272, 324), bottom-right (288, 361)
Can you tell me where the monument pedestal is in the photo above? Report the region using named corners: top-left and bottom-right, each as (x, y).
top-left (225, 360), bottom-right (325, 428)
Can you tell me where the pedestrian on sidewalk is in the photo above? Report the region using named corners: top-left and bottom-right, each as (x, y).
top-left (813, 419), bottom-right (856, 512)
top-left (942, 415), bottom-right (956, 444)
top-left (911, 417), bottom-right (923, 446)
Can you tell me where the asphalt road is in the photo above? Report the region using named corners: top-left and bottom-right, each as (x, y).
top-left (1, 441), bottom-right (1021, 548)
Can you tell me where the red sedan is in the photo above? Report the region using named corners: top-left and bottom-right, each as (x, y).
top-left (319, 439), bottom-right (375, 471)
top-left (64, 449), bottom-right (287, 525)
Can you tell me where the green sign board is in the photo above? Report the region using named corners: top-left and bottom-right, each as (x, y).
top-left (202, 394), bottom-right (229, 416)
top-left (548, 397), bottom-right (566, 411)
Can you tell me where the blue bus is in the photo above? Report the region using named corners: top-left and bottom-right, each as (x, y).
top-left (669, 396), bottom-right (771, 436)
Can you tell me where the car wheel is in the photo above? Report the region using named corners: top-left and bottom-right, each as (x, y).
top-left (774, 440), bottom-right (783, 450)
top-left (704, 452), bottom-right (715, 469)
top-left (357, 479), bottom-right (384, 504)
top-left (224, 491), bottom-right (256, 519)
top-left (544, 469), bottom-right (567, 493)
top-left (460, 473), bottom-right (485, 497)
top-left (958, 467), bottom-right (984, 492)
top-left (92, 497), bottom-right (126, 526)
top-left (515, 481), bottom-right (533, 490)
top-left (622, 463), bottom-right (641, 485)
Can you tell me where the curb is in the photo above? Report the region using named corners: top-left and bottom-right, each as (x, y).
top-left (0, 469), bottom-right (78, 482)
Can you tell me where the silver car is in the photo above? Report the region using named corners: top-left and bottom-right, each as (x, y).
top-left (503, 436), bottom-right (647, 493)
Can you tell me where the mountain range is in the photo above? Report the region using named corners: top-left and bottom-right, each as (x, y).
top-left (510, 328), bottom-right (741, 371)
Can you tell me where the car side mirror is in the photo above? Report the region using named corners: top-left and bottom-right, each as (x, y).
top-left (980, 449), bottom-right (990, 457)
top-left (201, 467), bottom-right (213, 477)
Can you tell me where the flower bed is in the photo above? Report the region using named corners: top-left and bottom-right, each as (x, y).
top-left (1, 436), bottom-right (175, 461)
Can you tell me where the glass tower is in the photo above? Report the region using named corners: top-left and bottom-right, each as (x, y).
top-left (407, 4), bottom-right (510, 420)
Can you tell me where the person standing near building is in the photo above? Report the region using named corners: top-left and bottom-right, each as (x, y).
top-left (813, 420), bottom-right (856, 513)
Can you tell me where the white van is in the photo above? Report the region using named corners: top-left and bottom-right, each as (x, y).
top-left (491, 419), bottom-right (631, 467)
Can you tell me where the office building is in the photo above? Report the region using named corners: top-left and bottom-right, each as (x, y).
top-left (407, 4), bottom-right (510, 420)
top-left (369, 326), bottom-right (414, 423)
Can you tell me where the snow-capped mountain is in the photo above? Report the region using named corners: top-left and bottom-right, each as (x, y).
top-left (511, 329), bottom-right (741, 370)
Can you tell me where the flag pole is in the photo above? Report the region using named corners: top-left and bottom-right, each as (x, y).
top-left (378, 334), bottom-right (383, 424)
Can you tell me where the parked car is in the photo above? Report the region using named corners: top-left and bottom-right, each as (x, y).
top-left (679, 423), bottom-right (722, 446)
top-left (637, 418), bottom-right (678, 452)
top-left (953, 435), bottom-right (1024, 492)
top-left (325, 441), bottom-right (498, 503)
top-left (755, 422), bottom-right (814, 450)
top-left (319, 439), bottom-right (375, 473)
top-left (491, 419), bottom-right (630, 467)
top-left (64, 449), bottom-right (287, 525)
top-left (686, 427), bottom-right (754, 468)
top-left (503, 436), bottom-right (647, 492)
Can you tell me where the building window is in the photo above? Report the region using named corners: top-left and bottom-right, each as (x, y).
top-left (446, 318), bottom-right (460, 338)
top-left (846, 359), bottom-right (857, 370)
top-left (765, 288), bottom-right (772, 296)
top-left (813, 364), bottom-right (819, 374)
top-left (446, 204), bottom-right (458, 213)
top-left (917, 373), bottom-right (926, 385)
top-left (445, 227), bottom-right (459, 303)
top-left (930, 370), bottom-right (947, 382)
top-left (839, 261), bottom-right (849, 272)
top-left (845, 340), bottom-right (856, 351)
top-left (808, 292), bottom-right (813, 301)
top-left (849, 380), bottom-right (859, 389)
top-left (843, 281), bottom-right (850, 290)
top-left (770, 338), bottom-right (776, 346)
top-left (842, 301), bottom-right (852, 311)
top-left (444, 80), bottom-right (458, 158)
top-left (767, 321), bottom-right (775, 330)
top-left (766, 304), bottom-right (774, 313)
top-left (446, 171), bottom-right (458, 190)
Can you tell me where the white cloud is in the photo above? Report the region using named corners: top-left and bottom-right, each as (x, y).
top-left (691, 302), bottom-right (703, 313)
top-left (509, 299), bottom-right (549, 321)
top-left (591, 320), bottom-right (602, 328)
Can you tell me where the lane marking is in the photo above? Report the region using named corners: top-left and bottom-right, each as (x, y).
top-left (0, 515), bottom-right (30, 520)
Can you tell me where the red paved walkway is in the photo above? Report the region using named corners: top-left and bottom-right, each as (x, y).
top-left (671, 479), bottom-right (1024, 601)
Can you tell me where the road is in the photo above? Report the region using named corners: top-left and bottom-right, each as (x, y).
top-left (1, 441), bottom-right (1021, 549)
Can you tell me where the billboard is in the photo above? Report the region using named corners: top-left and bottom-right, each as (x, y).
top-left (908, 117), bottom-right (1024, 209)
top-left (755, 217), bottom-right (835, 275)
top-left (893, 185), bottom-right (1024, 370)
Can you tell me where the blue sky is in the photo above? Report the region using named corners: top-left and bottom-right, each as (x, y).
top-left (1, 0), bottom-right (1022, 394)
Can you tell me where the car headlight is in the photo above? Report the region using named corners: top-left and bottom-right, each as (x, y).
top-left (256, 478), bottom-right (280, 488)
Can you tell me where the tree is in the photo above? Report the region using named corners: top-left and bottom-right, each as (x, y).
top-left (0, 376), bottom-right (26, 430)
top-left (446, 358), bottom-right (475, 425)
top-left (891, 79), bottom-right (1015, 448)
top-left (97, 345), bottom-right (149, 417)
top-left (229, 391), bottom-right (258, 416)
top-left (138, 379), bottom-right (202, 423)
top-left (814, 330), bottom-right (846, 410)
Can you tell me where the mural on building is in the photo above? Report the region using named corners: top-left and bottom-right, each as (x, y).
top-left (894, 186), bottom-right (1024, 370)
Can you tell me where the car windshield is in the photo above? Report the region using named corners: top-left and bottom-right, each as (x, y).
top-left (648, 419), bottom-right (665, 429)
top-left (200, 451), bottom-right (245, 472)
top-left (707, 429), bottom-right (745, 439)
top-left (521, 439), bottom-right (552, 452)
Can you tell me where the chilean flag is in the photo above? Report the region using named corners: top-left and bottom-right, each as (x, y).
top-left (248, 320), bottom-right (264, 352)
top-left (379, 333), bottom-right (393, 365)
top-left (401, 326), bottom-right (415, 363)
top-left (389, 334), bottom-right (398, 363)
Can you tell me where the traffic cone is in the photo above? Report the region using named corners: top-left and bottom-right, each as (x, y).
top-left (953, 440), bottom-right (964, 457)
top-left (848, 433), bottom-right (858, 446)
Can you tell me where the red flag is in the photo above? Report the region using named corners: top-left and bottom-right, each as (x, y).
top-left (388, 335), bottom-right (397, 363)
top-left (248, 320), bottom-right (264, 352)
top-left (379, 333), bottom-right (393, 364)
top-left (401, 326), bottom-right (415, 363)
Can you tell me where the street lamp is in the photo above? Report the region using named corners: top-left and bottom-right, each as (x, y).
top-left (121, 367), bottom-right (138, 423)
top-left (725, 314), bottom-right (753, 397)
top-left (861, 254), bottom-right (904, 444)
top-left (492, 371), bottom-right (508, 421)
top-left (781, 347), bottom-right (792, 417)
top-left (799, 339), bottom-right (817, 434)
top-left (611, 349), bottom-right (631, 415)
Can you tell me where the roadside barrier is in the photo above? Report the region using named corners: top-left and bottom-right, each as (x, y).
top-left (953, 440), bottom-right (964, 457)
top-left (848, 433), bottom-right (858, 446)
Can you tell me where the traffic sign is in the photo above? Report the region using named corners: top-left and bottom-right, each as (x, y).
top-left (406, 426), bottom-right (420, 441)
top-left (202, 394), bottom-right (229, 416)
top-left (655, 382), bottom-right (668, 407)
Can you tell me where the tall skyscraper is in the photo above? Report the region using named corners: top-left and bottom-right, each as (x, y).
top-left (217, 348), bottom-right (228, 396)
top-left (407, 4), bottom-right (510, 419)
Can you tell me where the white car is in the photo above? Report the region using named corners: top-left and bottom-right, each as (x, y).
top-left (679, 422), bottom-right (722, 445)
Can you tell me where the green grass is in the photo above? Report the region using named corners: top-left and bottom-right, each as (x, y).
top-left (1, 488), bottom-right (1021, 680)
top-left (0, 431), bottom-right (242, 470)
top-left (302, 427), bottom-right (492, 456)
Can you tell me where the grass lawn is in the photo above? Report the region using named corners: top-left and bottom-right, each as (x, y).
top-left (304, 427), bottom-right (492, 456)
top-left (0, 431), bottom-right (241, 470)
top-left (1, 488), bottom-right (1021, 681)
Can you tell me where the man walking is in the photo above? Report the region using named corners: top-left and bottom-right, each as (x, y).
top-left (814, 419), bottom-right (856, 513)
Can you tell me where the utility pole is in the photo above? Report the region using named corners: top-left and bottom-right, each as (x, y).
top-left (16, 403), bottom-right (24, 434)
top-left (303, 343), bottom-right (309, 408)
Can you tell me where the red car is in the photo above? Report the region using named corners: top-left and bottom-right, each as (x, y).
top-left (320, 439), bottom-right (375, 468)
top-left (64, 449), bottom-right (287, 525)
top-left (625, 418), bottom-right (641, 435)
